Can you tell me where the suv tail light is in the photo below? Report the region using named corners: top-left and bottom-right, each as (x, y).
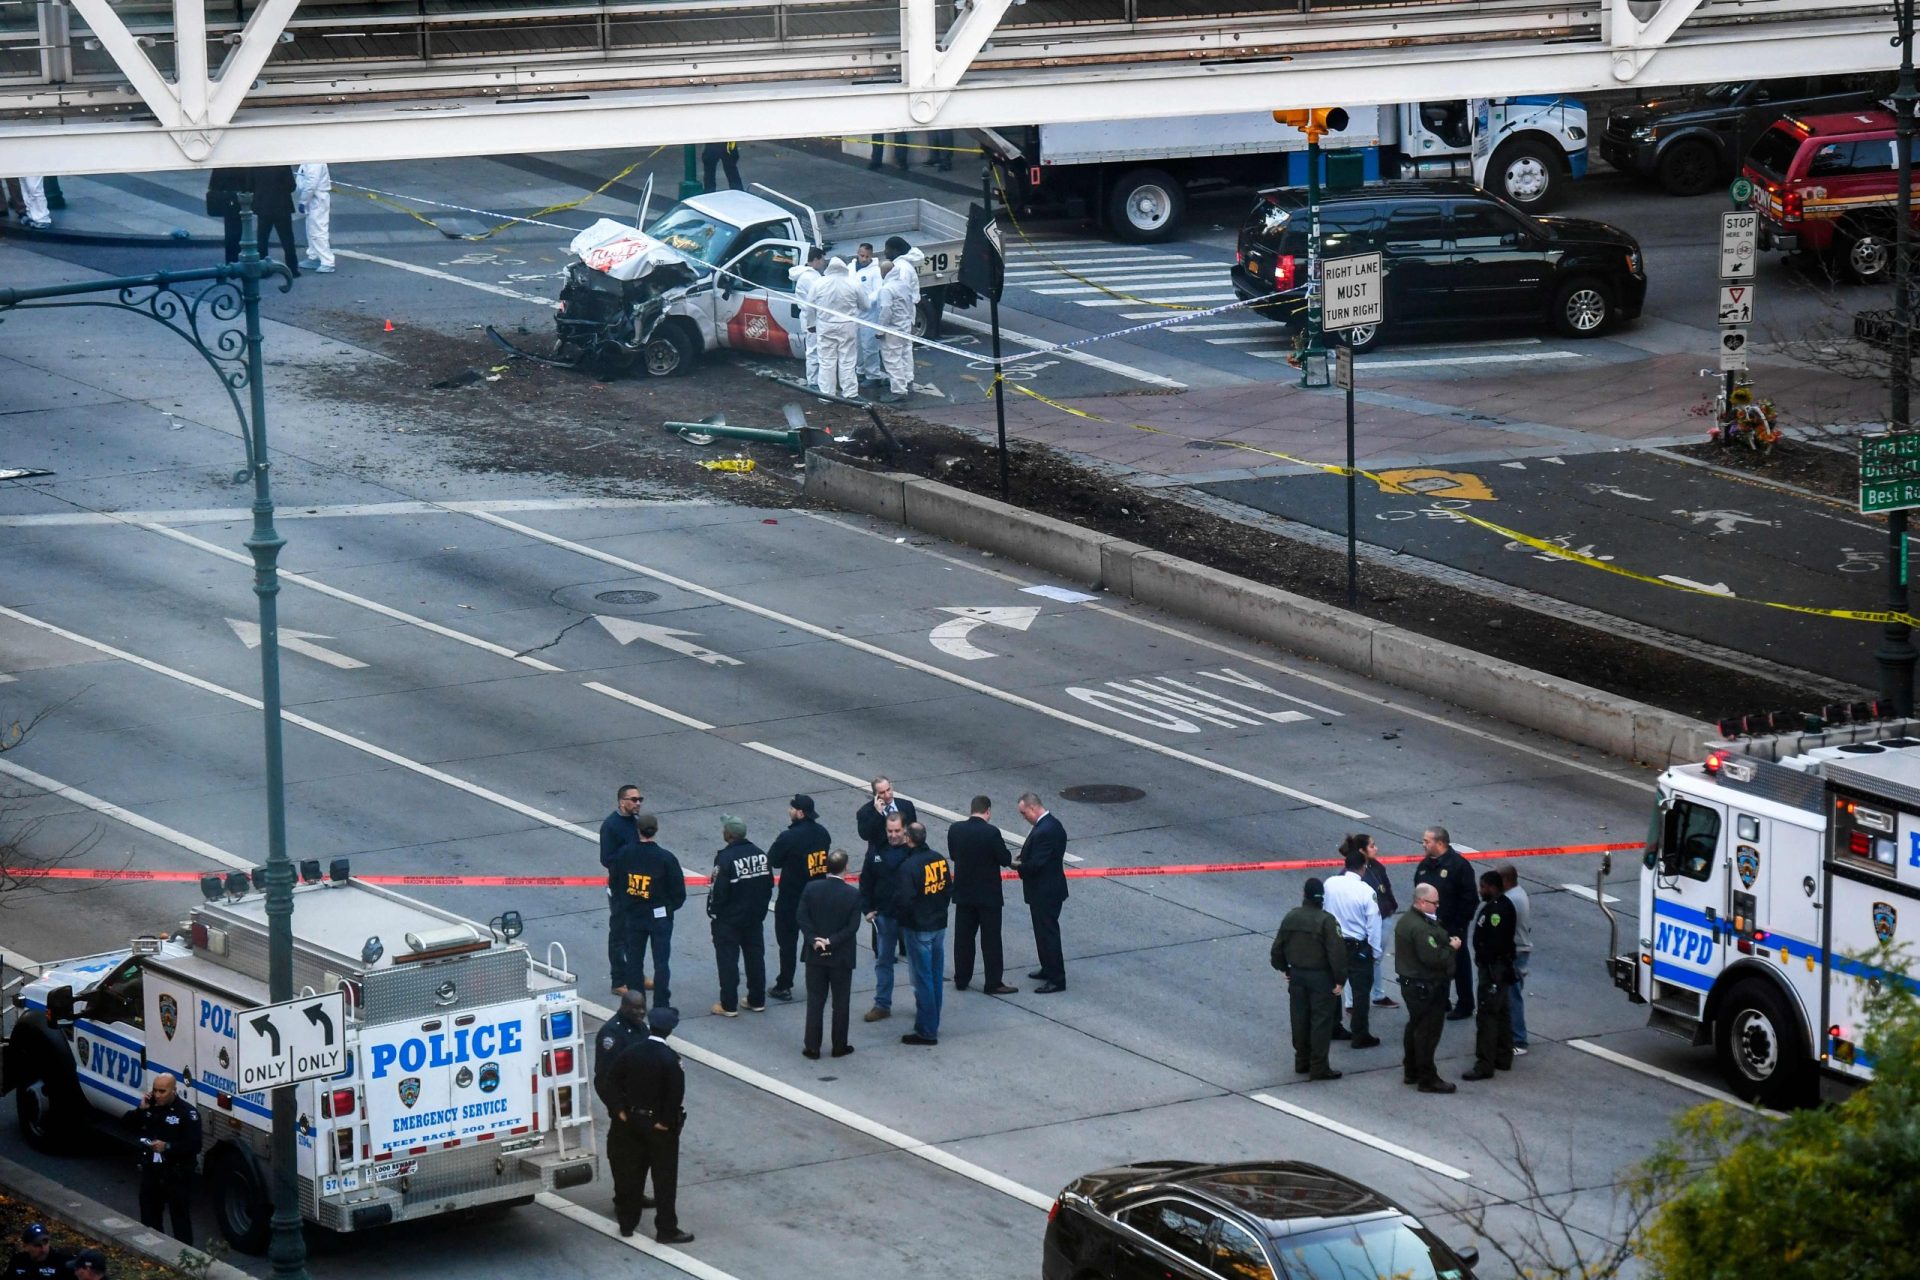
top-left (1235, 247), bottom-right (1244, 266)
top-left (1783, 190), bottom-right (1803, 222)
top-left (1273, 254), bottom-right (1296, 289)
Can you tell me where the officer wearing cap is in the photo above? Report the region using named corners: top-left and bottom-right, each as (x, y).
top-left (5, 1225), bottom-right (69, 1280)
top-left (766, 794), bottom-right (831, 1003)
top-left (595, 990), bottom-right (656, 1235)
top-left (67, 1251), bottom-right (106, 1280)
top-left (608, 1007), bottom-right (694, 1245)
top-left (1271, 878), bottom-right (1348, 1081)
top-left (124, 1071), bottom-right (200, 1244)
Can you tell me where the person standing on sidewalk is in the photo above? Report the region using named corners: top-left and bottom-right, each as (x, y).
top-left (1357, 833), bottom-right (1399, 1010)
top-left (124, 1073), bottom-right (199, 1244)
top-left (948, 795), bottom-right (1016, 994)
top-left (893, 822), bottom-right (953, 1046)
top-left (1463, 870), bottom-right (1517, 1082)
top-left (853, 243), bottom-right (886, 386)
top-left (1271, 878), bottom-right (1347, 1081)
top-left (708, 816), bottom-right (773, 1016)
top-left (1323, 844), bottom-right (1383, 1049)
top-left (798, 849), bottom-right (862, 1059)
top-left (1500, 864), bottom-right (1532, 1055)
top-left (1395, 884), bottom-right (1459, 1093)
top-left (767, 793), bottom-right (831, 1003)
top-left (1414, 826), bottom-right (1477, 1019)
top-left (295, 163), bottom-right (335, 273)
top-left (600, 784), bottom-right (642, 994)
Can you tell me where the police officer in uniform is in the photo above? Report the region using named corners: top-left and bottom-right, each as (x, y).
top-left (767, 794), bottom-right (831, 1003)
top-left (124, 1072), bottom-right (200, 1244)
top-left (5, 1224), bottom-right (70, 1280)
top-left (1464, 870), bottom-right (1517, 1081)
top-left (609, 813), bottom-right (686, 1009)
top-left (1270, 878), bottom-right (1348, 1081)
top-left (708, 816), bottom-right (773, 1015)
top-left (595, 990), bottom-right (655, 1235)
top-left (1395, 883), bottom-right (1460, 1093)
top-left (609, 1007), bottom-right (694, 1245)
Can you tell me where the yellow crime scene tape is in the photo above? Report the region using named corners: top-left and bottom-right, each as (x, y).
top-left (336, 149), bottom-right (664, 241)
top-left (988, 381), bottom-right (1920, 628)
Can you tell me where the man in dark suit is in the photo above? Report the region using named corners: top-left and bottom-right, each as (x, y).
top-left (796, 849), bottom-right (863, 1059)
top-left (1015, 792), bottom-right (1069, 993)
top-left (854, 776), bottom-right (917, 860)
top-left (948, 795), bottom-right (1017, 995)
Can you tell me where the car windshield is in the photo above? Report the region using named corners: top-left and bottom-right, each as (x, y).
top-left (1701, 82), bottom-right (1747, 104)
top-left (642, 205), bottom-right (738, 265)
top-left (1746, 126), bottom-right (1805, 181)
top-left (1272, 1217), bottom-right (1466, 1280)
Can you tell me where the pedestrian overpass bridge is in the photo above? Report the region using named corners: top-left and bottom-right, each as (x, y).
top-left (0, 0), bottom-right (1898, 173)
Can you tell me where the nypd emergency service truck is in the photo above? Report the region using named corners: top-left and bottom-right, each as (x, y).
top-left (1601, 721), bottom-right (1918, 1107)
top-left (1, 878), bottom-right (594, 1251)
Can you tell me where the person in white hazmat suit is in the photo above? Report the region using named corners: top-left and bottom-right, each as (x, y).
top-left (874, 245), bottom-right (925, 402)
top-left (854, 242), bottom-right (885, 384)
top-left (810, 257), bottom-right (867, 400)
top-left (295, 163), bottom-right (335, 272)
top-left (787, 246), bottom-right (828, 390)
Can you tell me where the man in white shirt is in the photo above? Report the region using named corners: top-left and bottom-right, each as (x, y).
top-left (1500, 864), bottom-right (1532, 1055)
top-left (1322, 845), bottom-right (1384, 1049)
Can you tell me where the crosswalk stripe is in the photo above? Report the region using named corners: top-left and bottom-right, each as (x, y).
top-left (1033, 268), bottom-right (1226, 285)
top-left (1077, 293), bottom-right (1235, 307)
top-left (1033, 278), bottom-right (1225, 296)
top-left (1164, 321), bottom-right (1276, 332)
top-left (1205, 336), bottom-right (1286, 346)
top-left (1005, 257), bottom-right (1191, 273)
top-left (1010, 264), bottom-right (1214, 281)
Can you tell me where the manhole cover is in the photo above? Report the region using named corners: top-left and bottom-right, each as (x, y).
top-left (595, 590), bottom-right (660, 606)
top-left (1059, 784), bottom-right (1145, 804)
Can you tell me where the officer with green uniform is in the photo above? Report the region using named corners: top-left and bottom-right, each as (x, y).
top-left (1395, 882), bottom-right (1460, 1093)
top-left (1271, 878), bottom-right (1348, 1081)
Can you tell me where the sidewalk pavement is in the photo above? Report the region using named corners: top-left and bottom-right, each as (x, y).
top-left (920, 351), bottom-right (1886, 482)
top-left (0, 1149), bottom-right (249, 1280)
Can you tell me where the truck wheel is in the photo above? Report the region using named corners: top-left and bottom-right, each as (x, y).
top-left (209, 1146), bottom-right (274, 1255)
top-left (1551, 277), bottom-right (1613, 338)
top-left (16, 1083), bottom-right (70, 1156)
top-left (642, 323), bottom-right (697, 378)
top-left (1715, 979), bottom-right (1813, 1109)
top-left (914, 295), bottom-right (945, 341)
top-left (1489, 140), bottom-right (1560, 211)
top-left (1655, 139), bottom-right (1720, 197)
top-left (1107, 169), bottom-right (1185, 244)
top-left (1843, 225), bottom-right (1894, 285)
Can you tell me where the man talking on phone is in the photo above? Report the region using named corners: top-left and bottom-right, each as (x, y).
top-left (124, 1073), bottom-right (200, 1244)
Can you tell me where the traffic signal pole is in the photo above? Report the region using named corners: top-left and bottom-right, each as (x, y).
top-left (1302, 134), bottom-right (1324, 389)
top-left (1881, 0), bottom-right (1917, 714)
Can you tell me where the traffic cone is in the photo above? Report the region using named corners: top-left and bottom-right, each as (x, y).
top-left (383, 319), bottom-right (395, 333)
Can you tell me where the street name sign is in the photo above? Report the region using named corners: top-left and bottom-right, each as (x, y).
top-left (234, 990), bottom-right (347, 1091)
top-left (1861, 434), bottom-right (1920, 514)
top-left (1321, 252), bottom-right (1382, 330)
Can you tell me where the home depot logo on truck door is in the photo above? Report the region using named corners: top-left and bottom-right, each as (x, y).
top-left (727, 298), bottom-right (792, 356)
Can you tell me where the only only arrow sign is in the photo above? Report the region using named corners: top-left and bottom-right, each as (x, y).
top-left (227, 618), bottom-right (367, 670)
top-left (930, 606), bottom-right (1041, 661)
top-left (250, 1015), bottom-right (282, 1057)
top-left (596, 616), bottom-right (743, 667)
top-left (303, 1002), bottom-right (336, 1045)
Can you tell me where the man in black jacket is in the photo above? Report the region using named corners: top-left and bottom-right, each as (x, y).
top-left (6, 1224), bottom-right (70, 1280)
top-left (767, 794), bottom-right (831, 1003)
top-left (610, 813), bottom-right (686, 1010)
top-left (948, 796), bottom-right (1017, 994)
top-left (1015, 792), bottom-right (1070, 993)
top-left (893, 822), bottom-right (953, 1046)
top-left (600, 784), bottom-right (642, 994)
top-left (1463, 871), bottom-right (1518, 1081)
top-left (708, 817), bottom-right (773, 1015)
top-left (797, 849), bottom-right (863, 1058)
top-left (594, 990), bottom-right (655, 1233)
top-left (608, 1006), bottom-right (694, 1245)
top-left (125, 1073), bottom-right (200, 1244)
top-left (1414, 825), bottom-right (1477, 1018)
top-left (859, 812), bottom-right (914, 1022)
top-left (854, 776), bottom-right (916, 860)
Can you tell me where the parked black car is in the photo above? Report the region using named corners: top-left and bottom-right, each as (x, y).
top-left (1230, 180), bottom-right (1645, 352)
top-left (1602, 74), bottom-right (1892, 196)
top-left (1043, 1160), bottom-right (1480, 1280)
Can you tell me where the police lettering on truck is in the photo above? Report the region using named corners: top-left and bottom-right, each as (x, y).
top-left (363, 1001), bottom-right (539, 1149)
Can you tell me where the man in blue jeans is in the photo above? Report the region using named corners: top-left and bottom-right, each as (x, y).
top-left (1500, 864), bottom-right (1533, 1054)
top-left (893, 822), bottom-right (952, 1046)
top-left (859, 813), bottom-right (914, 1022)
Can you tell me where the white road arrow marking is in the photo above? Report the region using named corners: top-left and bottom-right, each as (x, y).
top-left (225, 618), bottom-right (367, 669)
top-left (1658, 575), bottom-right (1737, 597)
top-left (596, 615), bottom-right (743, 667)
top-left (930, 606), bottom-right (1041, 661)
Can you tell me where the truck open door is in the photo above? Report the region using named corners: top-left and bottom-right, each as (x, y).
top-left (710, 238), bottom-right (807, 358)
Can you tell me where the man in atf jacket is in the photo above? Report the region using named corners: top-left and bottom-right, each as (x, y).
top-left (610, 814), bottom-right (687, 1009)
top-left (891, 823), bottom-right (953, 1045)
top-left (708, 817), bottom-right (773, 1014)
top-left (767, 794), bottom-right (832, 1002)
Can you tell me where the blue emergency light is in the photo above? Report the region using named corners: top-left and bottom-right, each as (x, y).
top-left (549, 1010), bottom-right (574, 1041)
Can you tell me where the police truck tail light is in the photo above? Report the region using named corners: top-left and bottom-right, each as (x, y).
top-left (1850, 830), bottom-right (1873, 857)
top-left (557, 1087), bottom-right (573, 1119)
top-left (331, 1088), bottom-right (357, 1118)
top-left (1273, 254), bottom-right (1296, 289)
top-left (190, 922), bottom-right (209, 948)
top-left (548, 1010), bottom-right (574, 1041)
top-left (552, 1047), bottom-right (574, 1075)
top-left (217, 1092), bottom-right (234, 1111)
top-left (336, 1130), bottom-right (353, 1160)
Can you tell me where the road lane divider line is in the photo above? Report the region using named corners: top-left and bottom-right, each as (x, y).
top-left (0, 759), bottom-right (254, 872)
top-left (336, 249), bottom-right (559, 307)
top-left (0, 605), bottom-right (599, 842)
top-left (1560, 883), bottom-right (1621, 905)
top-left (0, 498), bottom-right (680, 528)
top-left (535, 1193), bottom-right (744, 1280)
top-left (1249, 1093), bottom-right (1471, 1181)
top-left (1565, 1040), bottom-right (1782, 1118)
top-left (585, 681), bottom-right (719, 731)
top-left (470, 514), bottom-right (1366, 820)
top-left (138, 523), bottom-right (566, 673)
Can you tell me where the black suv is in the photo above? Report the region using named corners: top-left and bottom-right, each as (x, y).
top-left (1603, 74), bottom-right (1893, 195)
top-left (1230, 180), bottom-right (1645, 352)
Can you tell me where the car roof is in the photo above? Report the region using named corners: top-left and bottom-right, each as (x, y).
top-left (1254, 178), bottom-right (1483, 206)
top-left (1782, 108), bottom-right (1895, 137)
top-left (1121, 1161), bottom-right (1399, 1237)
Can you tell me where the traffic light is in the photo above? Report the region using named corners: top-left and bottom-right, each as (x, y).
top-left (1272, 107), bottom-right (1351, 143)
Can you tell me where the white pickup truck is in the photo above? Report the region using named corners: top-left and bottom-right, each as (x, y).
top-left (534, 186), bottom-right (970, 378)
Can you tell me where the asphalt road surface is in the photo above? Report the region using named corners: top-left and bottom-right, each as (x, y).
top-left (0, 233), bottom-right (1789, 1280)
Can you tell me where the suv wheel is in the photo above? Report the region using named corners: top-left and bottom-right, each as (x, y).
top-left (1330, 322), bottom-right (1383, 354)
top-left (1552, 278), bottom-right (1612, 338)
top-left (1491, 140), bottom-right (1560, 211)
top-left (1844, 227), bottom-right (1893, 285)
top-left (1656, 139), bottom-right (1720, 197)
top-left (1107, 168), bottom-right (1185, 244)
